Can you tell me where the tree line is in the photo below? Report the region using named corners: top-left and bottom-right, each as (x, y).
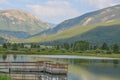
top-left (1, 41), bottom-right (120, 54)
top-left (56, 41), bottom-right (120, 54)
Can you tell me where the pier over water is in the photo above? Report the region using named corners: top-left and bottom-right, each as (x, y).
top-left (0, 61), bottom-right (68, 80)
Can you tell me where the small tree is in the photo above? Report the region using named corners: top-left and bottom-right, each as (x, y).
top-left (20, 43), bottom-right (24, 48)
top-left (56, 45), bottom-right (60, 50)
top-left (12, 43), bottom-right (18, 50)
top-left (2, 43), bottom-right (7, 49)
top-left (63, 43), bottom-right (69, 50)
top-left (93, 45), bottom-right (98, 50)
top-left (101, 42), bottom-right (109, 50)
top-left (113, 44), bottom-right (119, 53)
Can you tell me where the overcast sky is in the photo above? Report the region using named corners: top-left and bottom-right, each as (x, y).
top-left (0, 0), bottom-right (120, 24)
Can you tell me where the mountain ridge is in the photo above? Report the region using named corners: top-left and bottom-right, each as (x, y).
top-left (0, 9), bottom-right (49, 34)
top-left (0, 9), bottom-right (50, 43)
top-left (27, 4), bottom-right (120, 45)
top-left (32, 4), bottom-right (120, 37)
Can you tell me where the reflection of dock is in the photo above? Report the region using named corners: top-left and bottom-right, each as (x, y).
top-left (0, 61), bottom-right (68, 75)
top-left (10, 72), bottom-right (67, 80)
top-left (11, 73), bottom-right (41, 80)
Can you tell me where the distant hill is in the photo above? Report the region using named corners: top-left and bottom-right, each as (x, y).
top-left (0, 9), bottom-right (49, 34)
top-left (0, 9), bottom-right (50, 43)
top-left (46, 23), bottom-right (56, 28)
top-left (33, 4), bottom-right (120, 36)
top-left (0, 30), bottom-right (31, 39)
top-left (0, 33), bottom-right (19, 43)
top-left (27, 4), bottom-right (120, 45)
top-left (0, 37), bottom-right (6, 44)
top-left (56, 24), bottom-right (120, 45)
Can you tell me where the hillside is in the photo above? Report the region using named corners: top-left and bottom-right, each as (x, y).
top-left (0, 30), bottom-right (31, 39)
top-left (0, 9), bottom-right (50, 43)
top-left (57, 24), bottom-right (120, 45)
top-left (0, 32), bottom-right (20, 43)
top-left (0, 37), bottom-right (6, 44)
top-left (33, 4), bottom-right (120, 36)
top-left (27, 5), bottom-right (120, 45)
top-left (0, 9), bottom-right (49, 35)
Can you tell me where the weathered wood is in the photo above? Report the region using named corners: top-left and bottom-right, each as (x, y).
top-left (0, 61), bottom-right (68, 75)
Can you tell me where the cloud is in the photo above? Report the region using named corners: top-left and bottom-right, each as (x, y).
top-left (27, 0), bottom-right (80, 23)
top-left (0, 0), bottom-right (11, 5)
top-left (77, 0), bottom-right (119, 9)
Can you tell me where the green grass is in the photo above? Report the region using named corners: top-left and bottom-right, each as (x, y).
top-left (0, 48), bottom-right (120, 58)
top-left (0, 75), bottom-right (11, 80)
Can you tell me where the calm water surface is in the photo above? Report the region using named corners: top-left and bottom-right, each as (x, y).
top-left (0, 54), bottom-right (120, 80)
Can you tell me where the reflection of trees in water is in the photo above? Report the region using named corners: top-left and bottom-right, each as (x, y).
top-left (13, 55), bottom-right (17, 61)
top-left (113, 60), bottom-right (119, 68)
top-left (67, 59), bottom-right (90, 67)
top-left (2, 54), bottom-right (7, 61)
top-left (101, 60), bottom-right (108, 66)
top-left (51, 58), bottom-right (90, 67)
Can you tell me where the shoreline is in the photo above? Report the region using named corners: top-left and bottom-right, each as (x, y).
top-left (0, 51), bottom-right (120, 58)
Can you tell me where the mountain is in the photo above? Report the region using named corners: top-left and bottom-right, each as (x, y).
top-left (57, 24), bottom-right (120, 45)
top-left (0, 9), bottom-right (50, 43)
top-left (0, 32), bottom-right (19, 43)
top-left (27, 4), bottom-right (120, 45)
top-left (0, 9), bottom-right (49, 35)
top-left (0, 30), bottom-right (31, 39)
top-left (32, 4), bottom-right (120, 36)
top-left (0, 37), bottom-right (6, 44)
top-left (31, 23), bottom-right (57, 37)
top-left (46, 23), bottom-right (56, 28)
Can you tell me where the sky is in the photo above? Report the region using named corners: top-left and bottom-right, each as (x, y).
top-left (0, 0), bottom-right (120, 24)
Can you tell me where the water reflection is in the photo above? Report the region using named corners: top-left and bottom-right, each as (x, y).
top-left (10, 72), bottom-right (67, 80)
top-left (13, 55), bottom-right (17, 61)
top-left (0, 54), bottom-right (120, 80)
top-left (113, 60), bottom-right (119, 68)
top-left (2, 54), bottom-right (7, 61)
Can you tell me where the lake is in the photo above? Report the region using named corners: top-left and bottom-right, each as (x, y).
top-left (0, 54), bottom-right (120, 80)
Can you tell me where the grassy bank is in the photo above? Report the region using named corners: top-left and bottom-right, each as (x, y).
top-left (0, 49), bottom-right (120, 58)
top-left (0, 75), bottom-right (11, 80)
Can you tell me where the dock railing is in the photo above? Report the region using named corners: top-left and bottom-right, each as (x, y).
top-left (0, 61), bottom-right (68, 74)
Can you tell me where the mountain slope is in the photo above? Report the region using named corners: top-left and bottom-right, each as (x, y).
top-left (33, 4), bottom-right (120, 36)
top-left (0, 37), bottom-right (6, 44)
top-left (0, 9), bottom-right (49, 35)
top-left (0, 30), bottom-right (31, 39)
top-left (57, 24), bottom-right (120, 45)
top-left (27, 5), bottom-right (120, 45)
top-left (0, 33), bottom-right (19, 43)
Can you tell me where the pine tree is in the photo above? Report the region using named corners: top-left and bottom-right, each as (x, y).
top-left (101, 42), bottom-right (109, 50)
top-left (63, 43), bottom-right (69, 50)
top-left (12, 43), bottom-right (18, 50)
top-left (3, 43), bottom-right (7, 49)
top-left (113, 44), bottom-right (119, 53)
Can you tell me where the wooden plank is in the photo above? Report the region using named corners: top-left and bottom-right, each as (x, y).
top-left (0, 61), bottom-right (68, 74)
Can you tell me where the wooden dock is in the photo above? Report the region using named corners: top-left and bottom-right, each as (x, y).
top-left (0, 61), bottom-right (68, 75)
top-left (10, 73), bottom-right (67, 80)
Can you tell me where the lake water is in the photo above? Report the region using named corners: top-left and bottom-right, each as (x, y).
top-left (0, 54), bottom-right (120, 80)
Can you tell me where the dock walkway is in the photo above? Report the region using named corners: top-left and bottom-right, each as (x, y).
top-left (0, 61), bottom-right (68, 75)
